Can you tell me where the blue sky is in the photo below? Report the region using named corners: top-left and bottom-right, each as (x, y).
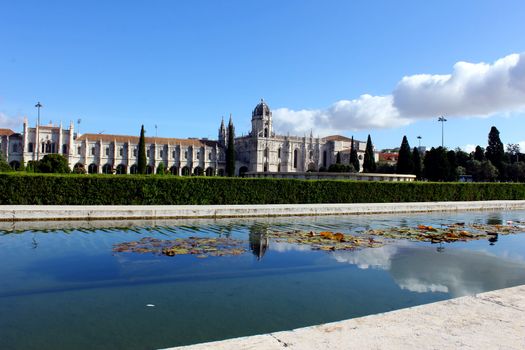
top-left (1, 0), bottom-right (525, 151)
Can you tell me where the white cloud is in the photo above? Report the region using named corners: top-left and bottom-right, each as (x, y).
top-left (0, 112), bottom-right (22, 130)
top-left (463, 144), bottom-right (477, 153)
top-left (273, 53), bottom-right (525, 135)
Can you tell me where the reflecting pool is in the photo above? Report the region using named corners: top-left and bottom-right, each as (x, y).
top-left (1, 210), bottom-right (525, 350)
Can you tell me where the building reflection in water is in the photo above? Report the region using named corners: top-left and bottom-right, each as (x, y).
top-left (489, 233), bottom-right (498, 245)
top-left (248, 224), bottom-right (270, 260)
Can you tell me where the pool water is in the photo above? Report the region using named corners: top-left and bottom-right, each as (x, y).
top-left (1, 210), bottom-right (525, 350)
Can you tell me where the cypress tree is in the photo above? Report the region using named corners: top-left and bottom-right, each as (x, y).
top-left (363, 134), bottom-right (376, 173)
top-left (485, 126), bottom-right (505, 177)
top-left (412, 147), bottom-right (422, 180)
top-left (349, 136), bottom-right (360, 172)
top-left (137, 125), bottom-right (147, 174)
top-left (226, 117), bottom-right (236, 177)
top-left (396, 135), bottom-right (413, 174)
top-left (336, 151), bottom-right (341, 164)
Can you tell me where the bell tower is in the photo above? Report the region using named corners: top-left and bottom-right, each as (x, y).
top-left (251, 99), bottom-right (272, 138)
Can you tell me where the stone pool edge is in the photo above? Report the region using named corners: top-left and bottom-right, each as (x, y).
top-left (164, 284), bottom-right (525, 350)
top-left (1, 200), bottom-right (525, 222)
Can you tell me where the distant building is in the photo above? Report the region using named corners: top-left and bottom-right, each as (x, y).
top-left (1, 100), bottom-right (379, 175)
top-left (378, 152), bottom-right (399, 165)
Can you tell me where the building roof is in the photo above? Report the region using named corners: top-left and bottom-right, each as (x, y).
top-left (379, 152), bottom-right (399, 161)
top-left (76, 133), bottom-right (219, 147)
top-left (323, 135), bottom-right (353, 142)
top-left (0, 128), bottom-right (15, 136)
top-left (252, 99), bottom-right (271, 118)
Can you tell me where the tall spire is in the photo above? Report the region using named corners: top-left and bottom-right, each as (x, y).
top-left (228, 113), bottom-right (233, 126)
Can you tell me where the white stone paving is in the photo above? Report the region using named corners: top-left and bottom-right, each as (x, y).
top-left (165, 284), bottom-right (525, 350)
top-left (2, 200), bottom-right (525, 221)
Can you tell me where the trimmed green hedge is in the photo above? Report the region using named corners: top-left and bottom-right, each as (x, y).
top-left (1, 173), bottom-right (525, 205)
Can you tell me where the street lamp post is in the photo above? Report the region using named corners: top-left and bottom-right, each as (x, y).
top-left (35, 102), bottom-right (43, 160)
top-left (417, 136), bottom-right (422, 148)
top-left (438, 116), bottom-right (447, 148)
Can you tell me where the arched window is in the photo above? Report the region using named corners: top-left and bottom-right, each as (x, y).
top-left (116, 164), bottom-right (127, 174)
top-left (130, 164), bottom-right (138, 174)
top-left (88, 163), bottom-right (98, 174)
top-left (205, 167), bottom-right (214, 176)
top-left (12, 143), bottom-right (17, 153)
top-left (62, 144), bottom-right (68, 154)
top-left (293, 149), bottom-right (298, 169)
top-left (264, 128), bottom-right (268, 138)
top-left (264, 147), bottom-right (269, 158)
top-left (170, 166), bottom-right (178, 175)
top-left (28, 143), bottom-right (34, 152)
top-left (278, 148), bottom-right (281, 158)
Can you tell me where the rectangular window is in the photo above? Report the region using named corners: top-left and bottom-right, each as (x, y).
top-left (173, 150), bottom-right (176, 158)
top-left (208, 152), bottom-right (212, 160)
top-left (278, 148), bottom-right (281, 158)
top-left (160, 150), bottom-right (163, 158)
top-left (105, 147), bottom-right (109, 156)
top-left (133, 149), bottom-right (137, 157)
top-left (147, 150), bottom-right (150, 157)
top-left (197, 151), bottom-right (200, 160)
top-left (91, 147), bottom-right (96, 156)
top-left (78, 146), bottom-right (81, 155)
top-left (184, 151), bottom-right (188, 159)
top-left (119, 148), bottom-right (123, 156)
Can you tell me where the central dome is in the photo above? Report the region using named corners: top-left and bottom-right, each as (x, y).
top-left (252, 99), bottom-right (271, 118)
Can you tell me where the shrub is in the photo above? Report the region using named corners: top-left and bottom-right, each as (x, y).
top-left (0, 173), bottom-right (524, 205)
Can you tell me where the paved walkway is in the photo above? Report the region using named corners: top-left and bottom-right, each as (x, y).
top-left (1, 200), bottom-right (525, 221)
top-left (166, 284), bottom-right (525, 350)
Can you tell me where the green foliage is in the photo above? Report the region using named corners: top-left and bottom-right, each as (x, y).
top-left (138, 125), bottom-right (147, 174)
top-left (156, 162), bottom-right (166, 175)
top-left (474, 146), bottom-right (485, 161)
top-left (423, 147), bottom-right (450, 181)
top-left (376, 162), bottom-right (396, 174)
top-left (349, 136), bottom-right (360, 172)
top-left (1, 173), bottom-right (525, 205)
top-left (0, 151), bottom-right (12, 172)
top-left (466, 160), bottom-right (499, 182)
top-left (363, 134), bottom-right (376, 173)
top-left (336, 152), bottom-right (341, 164)
top-left (36, 154), bottom-right (71, 173)
top-left (226, 118), bottom-right (235, 177)
top-left (396, 136), bottom-right (413, 174)
top-left (327, 163), bottom-right (354, 173)
top-left (412, 147), bottom-right (422, 180)
top-left (486, 126), bottom-right (505, 177)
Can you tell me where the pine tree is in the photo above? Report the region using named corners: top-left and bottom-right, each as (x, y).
top-left (412, 147), bottom-right (422, 180)
top-left (349, 136), bottom-right (360, 172)
top-left (396, 135), bottom-right (413, 174)
top-left (226, 117), bottom-right (236, 177)
top-left (363, 134), bottom-right (376, 173)
top-left (485, 126), bottom-right (505, 177)
top-left (138, 125), bottom-right (147, 174)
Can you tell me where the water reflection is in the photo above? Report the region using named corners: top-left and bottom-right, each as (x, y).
top-left (248, 224), bottom-right (269, 260)
top-left (333, 244), bottom-right (525, 297)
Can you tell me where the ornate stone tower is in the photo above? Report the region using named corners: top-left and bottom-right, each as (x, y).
top-left (218, 117), bottom-right (226, 147)
top-left (251, 99), bottom-right (272, 138)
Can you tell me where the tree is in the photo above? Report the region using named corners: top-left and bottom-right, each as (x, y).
top-left (454, 147), bottom-right (470, 169)
top-left (474, 146), bottom-right (485, 161)
top-left (363, 134), bottom-right (376, 173)
top-left (138, 125), bottom-right (147, 174)
top-left (37, 154), bottom-right (70, 173)
top-left (412, 147), bottom-right (422, 180)
top-left (0, 151), bottom-right (11, 172)
top-left (485, 126), bottom-right (505, 177)
top-left (396, 136), bottom-right (413, 174)
top-left (156, 162), bottom-right (166, 175)
top-left (506, 143), bottom-right (520, 163)
top-left (446, 150), bottom-right (458, 181)
top-left (336, 151), bottom-right (341, 164)
top-left (349, 136), bottom-right (360, 172)
top-left (226, 117), bottom-right (236, 177)
top-left (423, 147), bottom-right (449, 181)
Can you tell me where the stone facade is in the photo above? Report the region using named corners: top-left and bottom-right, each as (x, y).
top-left (1, 100), bottom-right (378, 175)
